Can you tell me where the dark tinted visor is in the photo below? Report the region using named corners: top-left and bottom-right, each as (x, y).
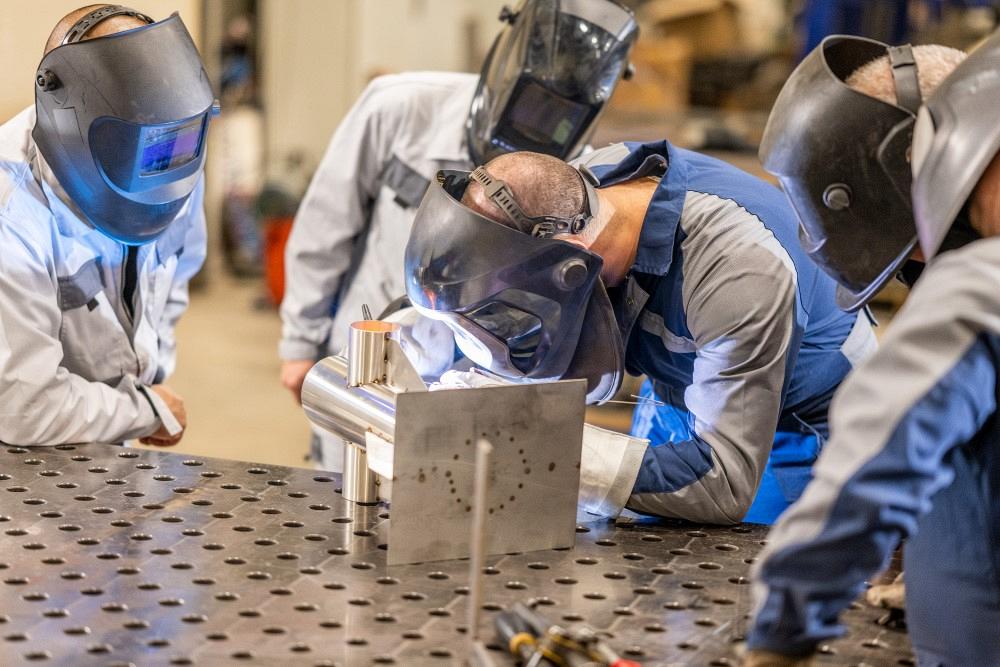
top-left (91, 110), bottom-right (211, 194)
top-left (493, 78), bottom-right (595, 154)
top-left (139, 115), bottom-right (206, 175)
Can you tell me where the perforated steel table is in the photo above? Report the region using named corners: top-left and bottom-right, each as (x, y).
top-left (0, 443), bottom-right (913, 666)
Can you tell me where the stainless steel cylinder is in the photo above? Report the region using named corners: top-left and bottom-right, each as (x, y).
top-left (301, 356), bottom-right (396, 444)
top-left (342, 441), bottom-right (379, 504)
top-left (347, 321), bottom-right (399, 386)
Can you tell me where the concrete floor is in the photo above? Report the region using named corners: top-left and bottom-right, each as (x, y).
top-left (133, 274), bottom-right (311, 468)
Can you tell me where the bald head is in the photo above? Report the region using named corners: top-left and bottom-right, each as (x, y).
top-left (44, 4), bottom-right (150, 56)
top-left (462, 151), bottom-right (587, 231)
top-left (846, 44), bottom-right (967, 105)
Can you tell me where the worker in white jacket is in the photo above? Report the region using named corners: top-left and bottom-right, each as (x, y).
top-left (0, 6), bottom-right (215, 447)
top-left (280, 0), bottom-right (639, 468)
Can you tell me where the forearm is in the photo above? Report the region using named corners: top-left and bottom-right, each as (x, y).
top-left (749, 318), bottom-right (998, 654)
top-left (0, 373), bottom-right (160, 446)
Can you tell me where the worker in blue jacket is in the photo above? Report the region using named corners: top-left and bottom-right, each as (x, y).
top-left (402, 138), bottom-right (874, 525)
top-left (746, 29), bottom-right (1000, 667)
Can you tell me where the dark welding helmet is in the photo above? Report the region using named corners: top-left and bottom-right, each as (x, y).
top-left (33, 6), bottom-right (218, 245)
top-left (760, 36), bottom-right (923, 312)
top-left (912, 30), bottom-right (1000, 260)
top-left (467, 0), bottom-right (638, 164)
top-left (404, 168), bottom-right (624, 404)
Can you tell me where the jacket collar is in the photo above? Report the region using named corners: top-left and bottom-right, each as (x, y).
top-left (588, 140), bottom-right (690, 277)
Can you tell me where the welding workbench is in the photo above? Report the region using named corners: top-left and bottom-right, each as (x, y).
top-left (0, 443), bottom-right (913, 666)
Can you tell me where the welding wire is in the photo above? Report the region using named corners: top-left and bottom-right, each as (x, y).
top-left (467, 438), bottom-right (493, 658)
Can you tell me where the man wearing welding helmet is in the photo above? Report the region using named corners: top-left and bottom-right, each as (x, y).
top-left (760, 36), bottom-right (965, 312)
top-left (0, 5), bottom-right (215, 446)
top-left (279, 0), bottom-right (638, 470)
top-left (746, 31), bottom-right (1000, 667)
top-left (405, 130), bottom-right (877, 524)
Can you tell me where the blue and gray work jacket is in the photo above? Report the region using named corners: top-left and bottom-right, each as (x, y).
top-left (749, 237), bottom-right (1000, 666)
top-left (575, 141), bottom-right (876, 524)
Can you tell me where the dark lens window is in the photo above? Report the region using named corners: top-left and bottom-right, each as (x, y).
top-left (506, 81), bottom-right (589, 147)
top-left (139, 116), bottom-right (204, 175)
top-left (466, 302), bottom-right (543, 360)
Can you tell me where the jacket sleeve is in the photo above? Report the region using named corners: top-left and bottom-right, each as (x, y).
top-left (0, 224), bottom-right (160, 446)
top-left (156, 179), bottom-right (208, 382)
top-left (747, 249), bottom-right (1000, 656)
top-left (626, 255), bottom-right (797, 524)
top-left (278, 78), bottom-right (399, 361)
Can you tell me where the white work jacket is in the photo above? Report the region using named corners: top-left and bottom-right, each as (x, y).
top-left (279, 72), bottom-right (477, 362)
top-left (0, 107), bottom-right (207, 446)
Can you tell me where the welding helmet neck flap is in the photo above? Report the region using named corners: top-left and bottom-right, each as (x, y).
top-left (404, 168), bottom-right (623, 404)
top-left (911, 29), bottom-right (1000, 260)
top-left (760, 36), bottom-right (923, 312)
top-left (467, 0), bottom-right (638, 164)
top-left (33, 7), bottom-right (218, 245)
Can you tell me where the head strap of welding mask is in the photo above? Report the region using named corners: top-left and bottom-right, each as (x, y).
top-left (888, 44), bottom-right (922, 113)
top-left (61, 4), bottom-right (154, 45)
top-left (469, 165), bottom-right (598, 238)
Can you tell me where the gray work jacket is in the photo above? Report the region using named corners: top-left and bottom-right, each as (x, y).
top-left (0, 107), bottom-right (207, 446)
top-left (279, 72), bottom-right (477, 361)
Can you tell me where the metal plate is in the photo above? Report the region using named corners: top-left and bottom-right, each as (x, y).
top-left (390, 381), bottom-right (587, 565)
top-left (0, 443), bottom-right (914, 666)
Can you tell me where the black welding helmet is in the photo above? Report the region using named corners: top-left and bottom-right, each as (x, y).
top-left (33, 7), bottom-right (218, 245)
top-left (404, 168), bottom-right (624, 404)
top-left (467, 0), bottom-right (638, 164)
top-left (760, 36), bottom-right (923, 312)
top-left (912, 30), bottom-right (1000, 260)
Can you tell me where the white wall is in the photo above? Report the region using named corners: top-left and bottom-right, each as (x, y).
top-left (260, 0), bottom-right (507, 174)
top-left (0, 1), bottom-right (203, 122)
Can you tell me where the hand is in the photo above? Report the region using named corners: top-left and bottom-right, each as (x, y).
top-left (140, 384), bottom-right (187, 447)
top-left (281, 359), bottom-right (315, 405)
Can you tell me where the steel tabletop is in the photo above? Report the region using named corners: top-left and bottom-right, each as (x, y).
top-left (0, 443), bottom-right (913, 666)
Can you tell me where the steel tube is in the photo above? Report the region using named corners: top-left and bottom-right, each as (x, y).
top-left (347, 321), bottom-right (399, 386)
top-left (342, 441), bottom-right (379, 504)
top-left (301, 356), bottom-right (396, 445)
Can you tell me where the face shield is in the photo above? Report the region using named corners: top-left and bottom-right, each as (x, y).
top-left (760, 36), bottom-right (922, 312)
top-left (33, 8), bottom-right (218, 245)
top-left (467, 0), bottom-right (638, 164)
top-left (404, 169), bottom-right (624, 404)
top-left (911, 30), bottom-right (1000, 260)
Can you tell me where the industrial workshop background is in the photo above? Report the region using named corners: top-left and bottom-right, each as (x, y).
top-left (1, 0), bottom-right (995, 467)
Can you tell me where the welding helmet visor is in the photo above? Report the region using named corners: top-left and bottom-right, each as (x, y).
top-left (404, 169), bottom-right (623, 403)
top-left (761, 36), bottom-right (923, 311)
top-left (467, 0), bottom-right (638, 163)
top-left (33, 9), bottom-right (217, 245)
top-left (911, 30), bottom-right (1000, 260)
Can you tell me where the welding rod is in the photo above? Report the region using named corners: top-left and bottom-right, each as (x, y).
top-left (467, 438), bottom-right (493, 660)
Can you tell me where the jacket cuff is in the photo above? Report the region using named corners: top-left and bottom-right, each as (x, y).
top-left (136, 385), bottom-right (182, 436)
top-left (578, 424), bottom-right (648, 518)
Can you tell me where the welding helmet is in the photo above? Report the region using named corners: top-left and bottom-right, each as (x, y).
top-left (33, 6), bottom-right (218, 245)
top-left (760, 36), bottom-right (923, 312)
top-left (467, 0), bottom-right (638, 164)
top-left (911, 30), bottom-right (1000, 260)
top-left (404, 168), bottom-right (624, 404)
